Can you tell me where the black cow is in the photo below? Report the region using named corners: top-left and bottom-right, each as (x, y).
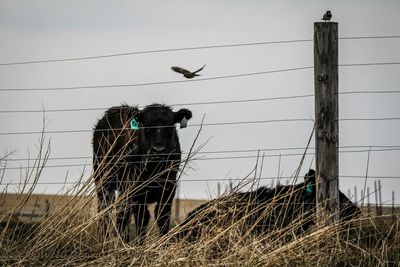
top-left (177, 169), bottom-right (360, 241)
top-left (92, 104), bottom-right (192, 243)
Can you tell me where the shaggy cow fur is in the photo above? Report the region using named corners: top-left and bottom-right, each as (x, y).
top-left (93, 104), bottom-right (192, 243)
top-left (177, 169), bottom-right (360, 241)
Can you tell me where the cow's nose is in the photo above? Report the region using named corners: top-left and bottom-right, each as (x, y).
top-left (152, 146), bottom-right (166, 152)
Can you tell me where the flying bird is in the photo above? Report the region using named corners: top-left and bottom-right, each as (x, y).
top-left (171, 65), bottom-right (205, 79)
top-left (322, 10), bottom-right (332, 22)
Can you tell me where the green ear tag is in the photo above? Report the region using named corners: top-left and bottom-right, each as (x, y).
top-left (130, 118), bottom-right (139, 130)
top-left (306, 183), bottom-right (313, 194)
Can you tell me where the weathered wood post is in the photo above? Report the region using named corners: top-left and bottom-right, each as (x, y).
top-left (374, 180), bottom-right (379, 216)
top-left (361, 189), bottom-right (364, 207)
top-left (378, 180), bottom-right (383, 216)
top-left (314, 21), bottom-right (340, 226)
top-left (175, 182), bottom-right (180, 222)
top-left (367, 187), bottom-right (370, 216)
top-left (392, 191), bottom-right (395, 224)
top-left (354, 186), bottom-right (358, 205)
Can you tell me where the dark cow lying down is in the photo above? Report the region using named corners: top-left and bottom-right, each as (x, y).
top-left (177, 169), bottom-right (360, 241)
top-left (93, 104), bottom-right (192, 243)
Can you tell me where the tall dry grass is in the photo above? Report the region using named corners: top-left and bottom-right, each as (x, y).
top-left (0, 131), bottom-right (399, 266)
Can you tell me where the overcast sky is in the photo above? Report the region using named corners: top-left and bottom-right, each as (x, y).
top-left (0, 1), bottom-right (399, 204)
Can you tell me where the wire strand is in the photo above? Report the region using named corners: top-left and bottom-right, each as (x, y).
top-left (0, 118), bottom-right (315, 136)
top-left (340, 62), bottom-right (400, 67)
top-left (2, 147), bottom-right (400, 170)
top-left (0, 66), bottom-right (314, 92)
top-left (0, 39), bottom-right (313, 66)
top-left (1, 90), bottom-right (399, 114)
top-left (0, 35), bottom-right (399, 66)
top-left (0, 94), bottom-right (315, 114)
top-left (2, 117), bottom-right (400, 136)
top-left (4, 145), bottom-right (400, 162)
top-left (1, 61), bottom-right (399, 93)
top-left (1, 175), bottom-right (400, 186)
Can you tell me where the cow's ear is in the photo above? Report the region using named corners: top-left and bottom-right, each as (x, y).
top-left (304, 169), bottom-right (315, 184)
top-left (134, 111), bottom-right (144, 123)
top-left (174, 109), bottom-right (192, 128)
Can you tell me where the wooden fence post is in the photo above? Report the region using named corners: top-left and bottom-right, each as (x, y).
top-left (361, 189), bottom-right (364, 207)
top-left (374, 180), bottom-right (379, 216)
top-left (314, 21), bottom-right (340, 226)
top-left (175, 181), bottom-right (180, 222)
top-left (354, 186), bottom-right (358, 205)
top-left (367, 187), bottom-right (370, 216)
top-left (392, 191), bottom-right (396, 224)
top-left (378, 180), bottom-right (383, 216)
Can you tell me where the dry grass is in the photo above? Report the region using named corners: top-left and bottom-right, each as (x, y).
top-left (1, 176), bottom-right (398, 266)
top-left (1, 204), bottom-right (398, 266)
top-left (0, 131), bottom-right (399, 266)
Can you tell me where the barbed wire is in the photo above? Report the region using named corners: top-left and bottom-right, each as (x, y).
top-left (1, 174), bottom-right (400, 186)
top-left (0, 66), bottom-right (314, 92)
top-left (3, 145), bottom-right (400, 162)
top-left (1, 147), bottom-right (400, 171)
top-left (2, 116), bottom-right (400, 136)
top-left (0, 90), bottom-right (399, 114)
top-left (0, 202), bottom-right (398, 209)
top-left (0, 39), bottom-right (312, 67)
top-left (0, 35), bottom-right (398, 66)
top-left (0, 202), bottom-right (399, 208)
top-left (6, 147), bottom-right (313, 162)
top-left (341, 62), bottom-right (400, 68)
top-left (0, 94), bottom-right (315, 114)
top-left (0, 118), bottom-right (314, 136)
top-left (340, 117), bottom-right (400, 122)
top-left (0, 61), bottom-right (400, 92)
top-left (0, 36), bottom-right (398, 204)
top-left (338, 90), bottom-right (400, 95)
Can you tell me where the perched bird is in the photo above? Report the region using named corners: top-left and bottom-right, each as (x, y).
top-left (171, 65), bottom-right (205, 79)
top-left (322, 10), bottom-right (332, 22)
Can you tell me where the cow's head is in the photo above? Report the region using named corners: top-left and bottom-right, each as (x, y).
top-left (303, 169), bottom-right (360, 220)
top-left (133, 104), bottom-right (192, 159)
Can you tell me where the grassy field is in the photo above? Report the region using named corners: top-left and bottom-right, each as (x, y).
top-left (0, 137), bottom-right (398, 266)
top-left (0, 190), bottom-right (399, 266)
top-left (0, 193), bottom-right (206, 224)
